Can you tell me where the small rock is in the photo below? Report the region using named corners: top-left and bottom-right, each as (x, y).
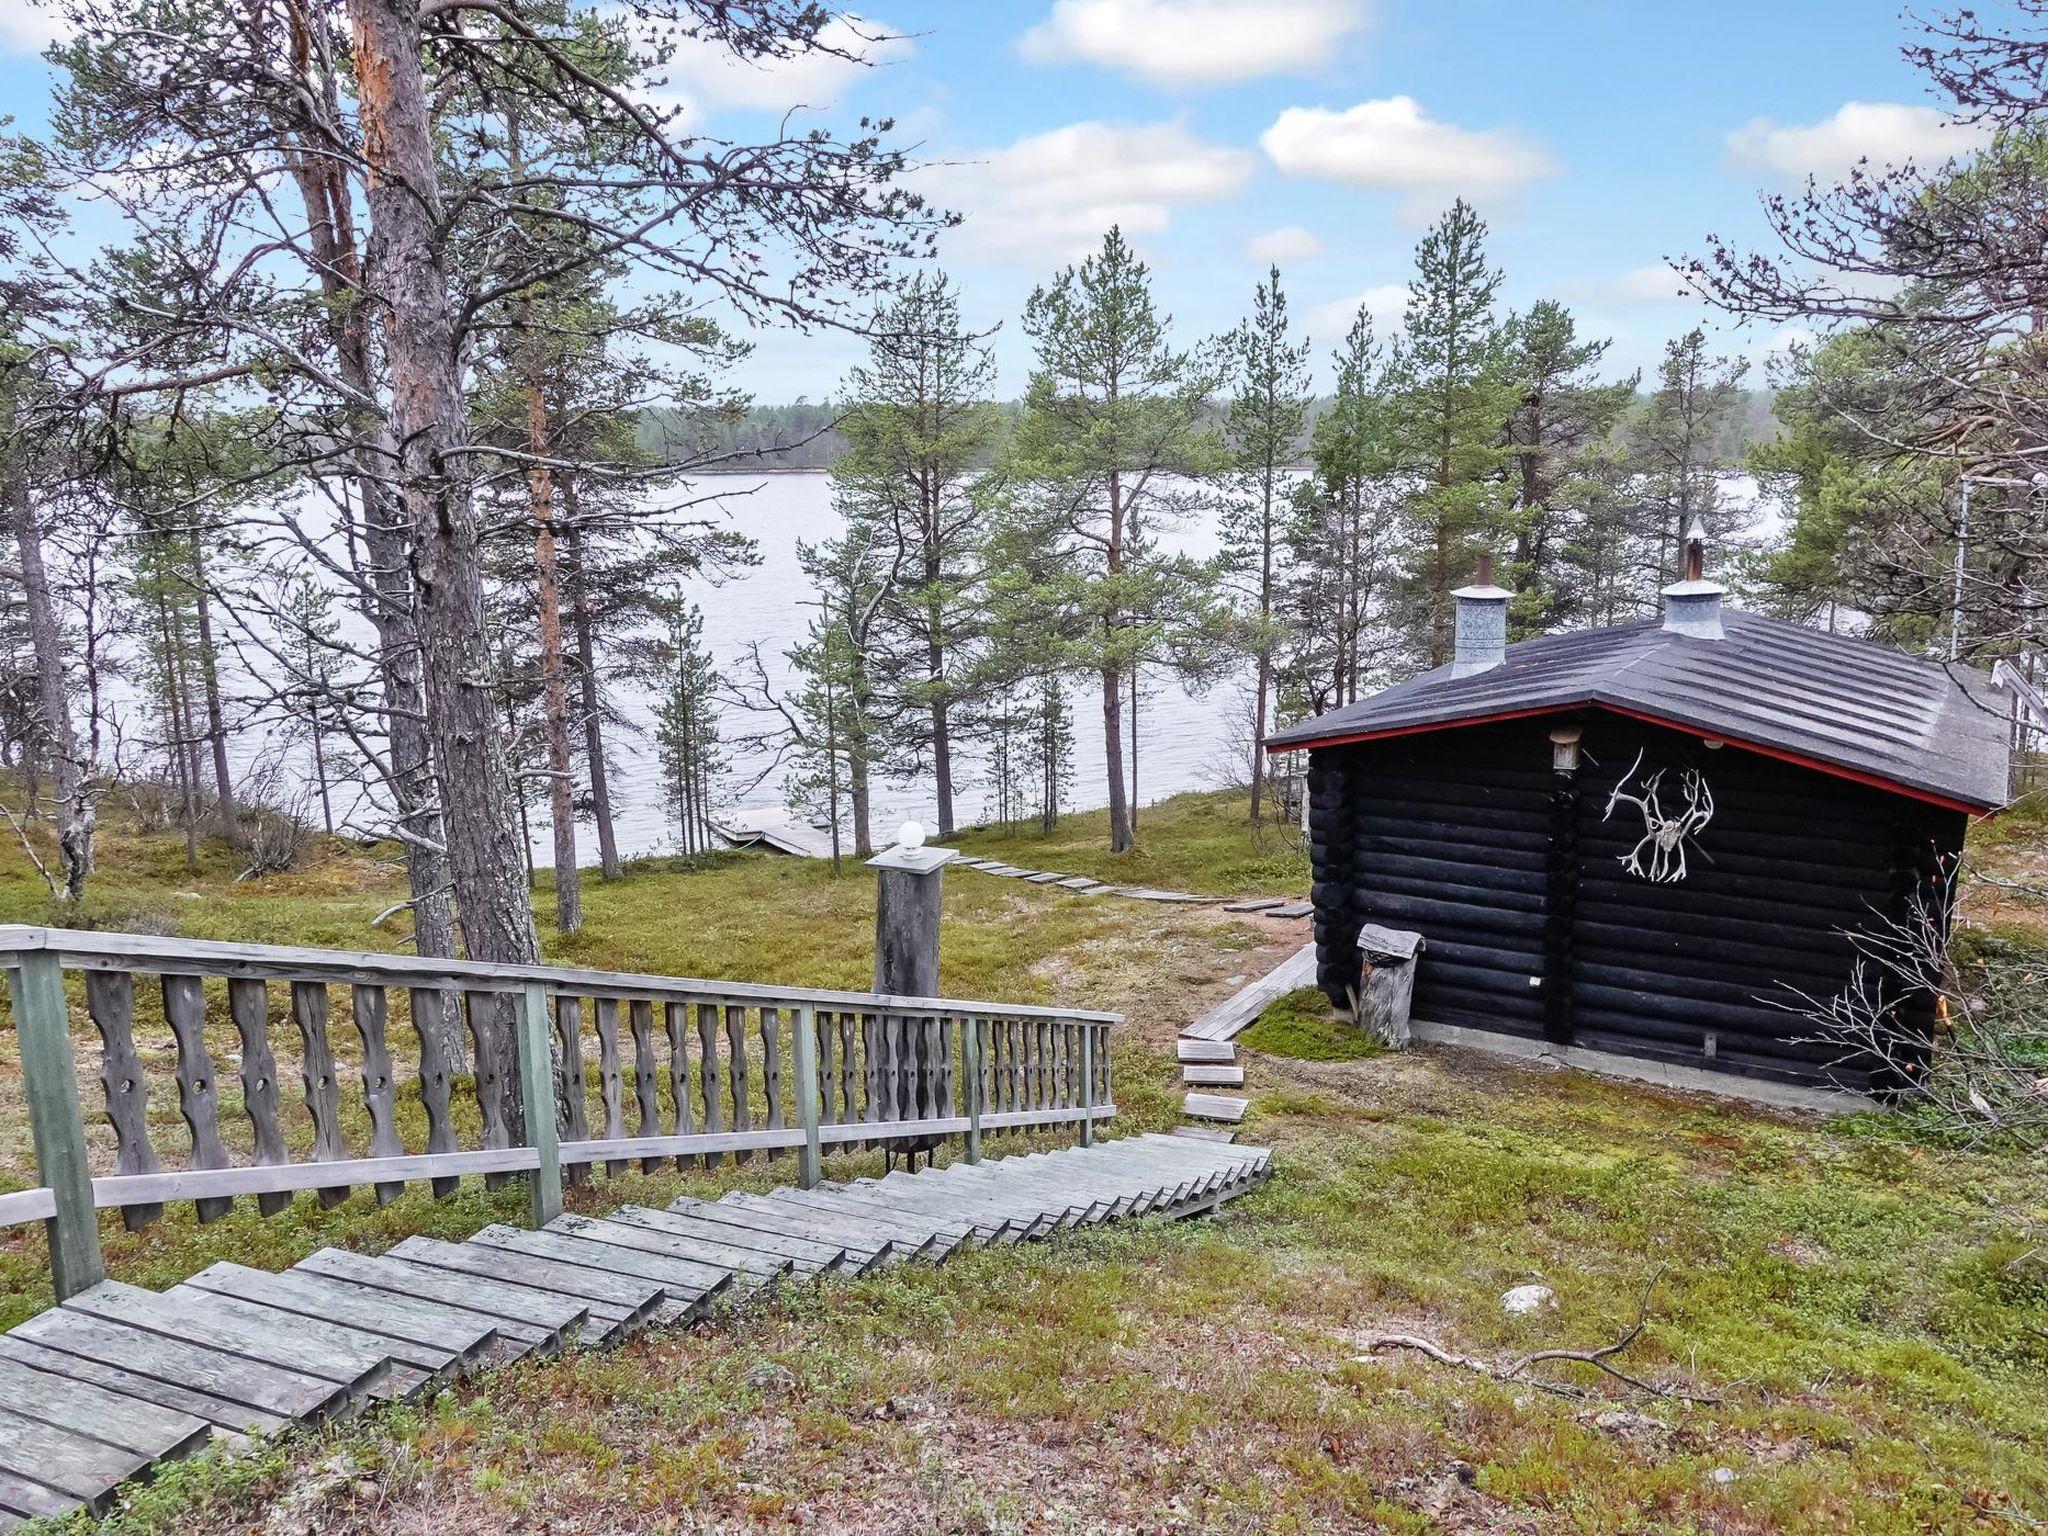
top-left (1709, 1467), bottom-right (1740, 1485)
top-left (745, 1360), bottom-right (796, 1396)
top-left (1500, 1283), bottom-right (1557, 1315)
top-left (1452, 1460), bottom-right (1478, 1487)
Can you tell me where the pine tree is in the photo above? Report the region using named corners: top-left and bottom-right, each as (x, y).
top-left (1633, 329), bottom-right (1751, 593)
top-left (1499, 301), bottom-right (1637, 634)
top-left (830, 272), bottom-right (999, 838)
top-left (1389, 199), bottom-right (1517, 666)
top-left (1281, 304), bottom-right (1401, 717)
top-left (1002, 227), bottom-right (1228, 852)
top-left (278, 573), bottom-right (347, 837)
top-left (1220, 265), bottom-right (1312, 824)
top-left (651, 598), bottom-right (725, 856)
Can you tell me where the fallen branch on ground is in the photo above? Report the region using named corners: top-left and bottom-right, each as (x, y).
top-left (1355, 1268), bottom-right (1720, 1405)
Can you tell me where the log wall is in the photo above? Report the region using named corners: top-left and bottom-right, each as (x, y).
top-left (1307, 710), bottom-right (1967, 1093)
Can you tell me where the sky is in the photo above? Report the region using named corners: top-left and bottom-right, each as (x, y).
top-left (0, 0), bottom-right (1997, 401)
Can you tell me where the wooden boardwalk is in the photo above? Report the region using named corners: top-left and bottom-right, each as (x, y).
top-left (0, 1135), bottom-right (1270, 1528)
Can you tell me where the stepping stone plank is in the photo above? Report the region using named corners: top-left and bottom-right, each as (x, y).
top-left (1177, 1039), bottom-right (1237, 1063)
top-left (1182, 1064), bottom-right (1245, 1087)
top-left (1183, 1092), bottom-right (1249, 1123)
top-left (670, 1196), bottom-right (900, 1268)
top-left (0, 1467), bottom-right (82, 1527)
top-left (10, 1306), bottom-right (350, 1428)
top-left (185, 1263), bottom-right (515, 1370)
top-left (609, 1205), bottom-right (865, 1275)
top-left (293, 1247), bottom-right (583, 1355)
top-left (387, 1236), bottom-right (658, 1344)
top-left (1222, 898), bottom-right (1286, 913)
top-left (0, 1354), bottom-right (210, 1463)
top-left (1171, 1124), bottom-right (1237, 1143)
top-left (0, 1404), bottom-right (157, 1515)
top-left (545, 1212), bottom-right (787, 1284)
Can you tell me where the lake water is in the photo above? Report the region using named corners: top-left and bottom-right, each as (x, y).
top-left (539, 472), bottom-right (1242, 862)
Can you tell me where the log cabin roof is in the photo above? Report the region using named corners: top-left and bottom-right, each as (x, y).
top-left (1264, 609), bottom-right (2013, 813)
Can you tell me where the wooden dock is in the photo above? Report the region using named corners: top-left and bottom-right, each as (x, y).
top-left (0, 1135), bottom-right (1270, 1527)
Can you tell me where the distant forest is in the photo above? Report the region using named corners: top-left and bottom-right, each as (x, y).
top-left (643, 390), bottom-right (1783, 472)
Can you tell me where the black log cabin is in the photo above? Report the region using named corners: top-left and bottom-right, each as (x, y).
top-left (1265, 535), bottom-right (2014, 1096)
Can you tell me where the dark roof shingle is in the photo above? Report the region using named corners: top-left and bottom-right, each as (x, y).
top-left (1265, 610), bottom-right (2012, 811)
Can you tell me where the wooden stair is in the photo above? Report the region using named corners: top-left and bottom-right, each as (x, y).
top-left (0, 1138), bottom-right (1271, 1529)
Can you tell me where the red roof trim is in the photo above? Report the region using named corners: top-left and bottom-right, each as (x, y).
top-left (1267, 698), bottom-right (1991, 816)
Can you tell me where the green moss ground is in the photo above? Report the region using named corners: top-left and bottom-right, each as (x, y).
top-left (1239, 986), bottom-right (1384, 1062)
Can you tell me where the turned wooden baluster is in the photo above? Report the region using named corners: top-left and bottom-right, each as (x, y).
top-left (162, 974), bottom-right (233, 1223)
top-left (353, 985), bottom-right (405, 1204)
top-left (725, 1004), bottom-right (751, 1165)
top-left (593, 997), bottom-right (626, 1177)
top-left (629, 999), bottom-right (660, 1173)
top-left (553, 996), bottom-right (589, 1186)
top-left (697, 1002), bottom-right (724, 1169)
top-left (226, 977), bottom-right (290, 1217)
top-left (665, 1001), bottom-right (695, 1163)
top-left (410, 987), bottom-right (462, 1197)
top-left (461, 991), bottom-right (515, 1191)
top-left (760, 1006), bottom-right (784, 1159)
top-left (86, 970), bottom-right (163, 1230)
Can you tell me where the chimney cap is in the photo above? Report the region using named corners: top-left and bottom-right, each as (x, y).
top-left (1451, 581), bottom-right (1514, 600)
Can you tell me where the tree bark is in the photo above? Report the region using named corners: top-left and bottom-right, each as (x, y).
top-left (280, 70), bottom-right (456, 964)
top-left (1102, 469), bottom-right (1131, 853)
top-left (525, 379), bottom-right (582, 933)
top-left (349, 0), bottom-right (540, 1145)
top-left (562, 502), bottom-right (622, 879)
top-left (189, 554), bottom-right (241, 844)
top-left (2, 458), bottom-right (91, 899)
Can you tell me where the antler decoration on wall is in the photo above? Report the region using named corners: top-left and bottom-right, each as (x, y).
top-left (1602, 748), bottom-right (1715, 883)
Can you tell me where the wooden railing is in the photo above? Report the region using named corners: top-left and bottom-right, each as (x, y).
top-left (0, 925), bottom-right (1118, 1299)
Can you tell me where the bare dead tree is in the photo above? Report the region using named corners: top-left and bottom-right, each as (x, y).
top-left (1783, 865), bottom-right (2048, 1148)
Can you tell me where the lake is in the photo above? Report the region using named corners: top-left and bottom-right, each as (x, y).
top-left (540, 471), bottom-right (1242, 863)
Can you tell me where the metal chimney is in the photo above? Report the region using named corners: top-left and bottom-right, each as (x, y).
top-left (1450, 554), bottom-right (1512, 677)
top-left (1661, 519), bottom-right (1725, 639)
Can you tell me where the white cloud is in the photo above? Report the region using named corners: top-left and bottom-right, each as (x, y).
top-left (1609, 262), bottom-right (1695, 305)
top-left (1, 1), bottom-right (68, 54)
top-left (1247, 226), bottom-right (1325, 264)
top-left (1724, 101), bottom-right (1992, 180)
top-left (1260, 96), bottom-right (1554, 218)
top-left (1018, 0), bottom-right (1368, 85)
top-left (645, 14), bottom-right (911, 115)
top-left (922, 119), bottom-right (1254, 266)
top-left (1304, 283), bottom-right (1407, 343)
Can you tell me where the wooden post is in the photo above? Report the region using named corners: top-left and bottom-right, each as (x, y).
top-left (515, 982), bottom-right (563, 1228)
top-left (1079, 1021), bottom-right (1095, 1147)
top-left (962, 1017), bottom-right (983, 1165)
top-left (868, 834), bottom-right (955, 1158)
top-left (8, 951), bottom-right (104, 1299)
top-left (793, 1003), bottom-right (822, 1189)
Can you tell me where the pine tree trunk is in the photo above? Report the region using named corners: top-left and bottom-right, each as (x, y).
top-left (349, 0), bottom-right (538, 1151)
top-left (2, 460), bottom-right (91, 899)
top-left (563, 508), bottom-right (622, 879)
top-left (525, 380), bottom-right (582, 934)
top-left (281, 105), bottom-right (456, 965)
top-left (190, 557), bottom-right (241, 845)
top-left (1100, 657), bottom-right (1129, 852)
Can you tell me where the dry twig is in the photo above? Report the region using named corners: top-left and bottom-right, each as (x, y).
top-left (1355, 1268), bottom-right (1720, 1405)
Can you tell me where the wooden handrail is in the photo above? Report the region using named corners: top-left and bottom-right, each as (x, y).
top-left (0, 925), bottom-right (1121, 1023)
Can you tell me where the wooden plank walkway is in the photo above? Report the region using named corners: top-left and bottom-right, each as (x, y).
top-left (0, 1136), bottom-right (1270, 1528)
top-left (1181, 942), bottom-right (1317, 1044)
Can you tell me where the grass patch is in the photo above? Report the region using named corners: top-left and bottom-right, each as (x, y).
top-left (1240, 986), bottom-right (1382, 1062)
top-left (948, 789), bottom-right (1309, 898)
